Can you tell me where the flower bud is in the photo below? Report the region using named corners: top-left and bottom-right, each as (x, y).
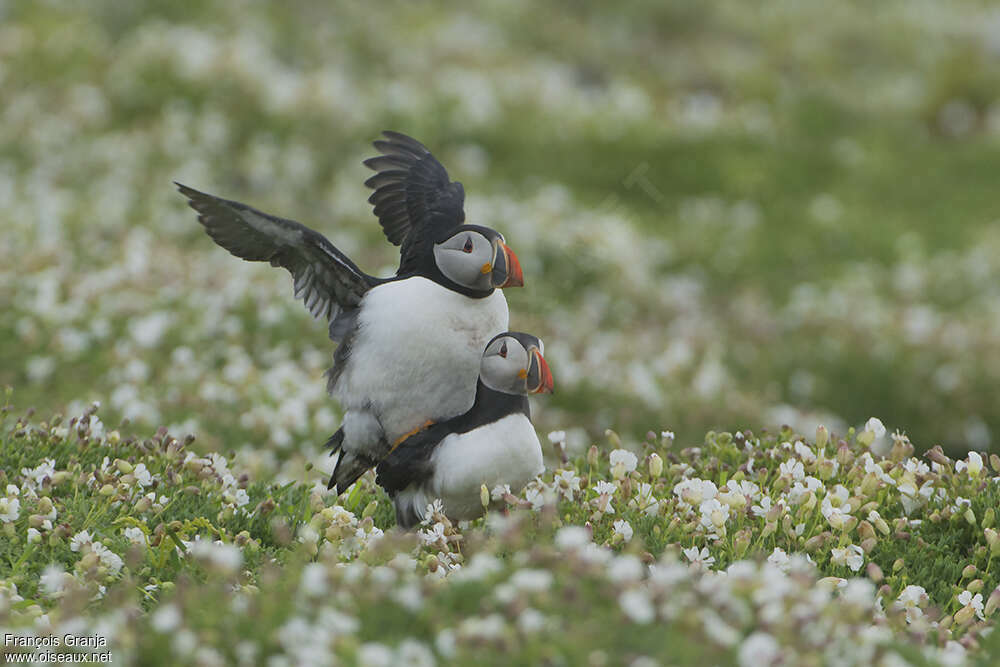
top-left (858, 520), bottom-right (876, 542)
top-left (727, 528), bottom-right (749, 557)
top-left (860, 537), bottom-right (877, 554)
top-left (892, 558), bottom-right (904, 573)
top-left (954, 604), bottom-right (976, 626)
top-left (648, 453), bottom-right (663, 478)
top-left (587, 446), bottom-right (599, 467)
top-left (837, 443), bottom-right (854, 466)
top-left (925, 446), bottom-right (950, 466)
top-left (135, 496), bottom-right (152, 513)
top-left (605, 429), bottom-right (622, 448)
top-left (860, 473), bottom-right (880, 496)
top-left (983, 508), bottom-right (995, 530)
top-left (99, 484), bottom-right (115, 497)
top-left (817, 459), bottom-right (836, 480)
top-left (964, 509), bottom-right (977, 527)
top-left (962, 564), bottom-right (978, 579)
top-left (115, 459), bottom-right (134, 474)
top-left (857, 429), bottom-right (874, 447)
top-left (985, 587), bottom-right (1000, 617)
top-left (866, 562), bottom-right (883, 583)
top-left (480, 484), bottom-right (490, 509)
top-left (363, 500), bottom-right (378, 519)
top-left (991, 454), bottom-right (1000, 474)
top-left (816, 425), bottom-right (829, 449)
top-left (762, 521), bottom-right (777, 538)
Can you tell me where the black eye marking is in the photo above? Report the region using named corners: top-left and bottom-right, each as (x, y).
top-left (463, 237), bottom-right (474, 253)
top-left (499, 341), bottom-right (508, 358)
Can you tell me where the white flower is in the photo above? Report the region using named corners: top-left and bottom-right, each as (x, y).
top-left (553, 470), bottom-right (582, 501)
top-left (673, 478), bottom-right (717, 507)
top-left (419, 522), bottom-right (447, 547)
top-left (21, 459), bottom-right (56, 489)
top-left (0, 497), bottom-right (19, 523)
top-left (619, 589), bottom-right (655, 624)
top-left (610, 449), bottom-right (638, 479)
top-left (124, 526), bottom-right (146, 544)
top-left (40, 564), bottom-right (67, 596)
top-left (751, 496), bottom-right (773, 518)
top-left (555, 526), bottom-right (591, 550)
top-left (779, 459), bottom-right (804, 481)
top-left (661, 431), bottom-right (675, 441)
top-left (793, 441), bottom-right (816, 463)
top-left (27, 528), bottom-right (41, 544)
top-left (70, 530), bottom-right (94, 552)
top-left (188, 538), bottom-right (242, 575)
top-left (956, 451), bottom-right (983, 477)
top-left (151, 604), bottom-right (182, 633)
top-left (865, 417), bottom-right (886, 439)
top-left (490, 484), bottom-right (511, 501)
top-left (830, 544), bottom-right (864, 572)
top-left (958, 590), bottom-right (985, 620)
top-left (896, 585), bottom-right (928, 622)
top-left (699, 498), bottom-right (729, 532)
top-left (92, 542), bottom-right (124, 574)
top-left (547, 431), bottom-right (566, 444)
top-left (425, 499), bottom-right (445, 518)
top-left (593, 480), bottom-right (617, 497)
top-left (738, 632), bottom-right (780, 667)
top-left (766, 547), bottom-right (790, 572)
top-left (820, 497), bottom-right (853, 531)
top-left (613, 519), bottom-right (633, 542)
top-left (133, 463), bottom-right (152, 487)
top-left (682, 546), bottom-right (715, 568)
top-left (234, 489), bottom-right (250, 507)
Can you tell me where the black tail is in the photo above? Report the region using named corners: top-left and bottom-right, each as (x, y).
top-left (326, 428), bottom-right (345, 454)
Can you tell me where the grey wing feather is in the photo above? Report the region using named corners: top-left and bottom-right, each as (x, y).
top-left (176, 182), bottom-right (378, 333)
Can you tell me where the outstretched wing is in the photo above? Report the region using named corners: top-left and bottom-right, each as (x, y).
top-left (176, 183), bottom-right (378, 336)
top-left (363, 131), bottom-right (466, 273)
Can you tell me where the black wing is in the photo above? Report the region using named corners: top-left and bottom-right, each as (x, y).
top-left (363, 131), bottom-right (466, 273)
top-left (375, 423), bottom-right (453, 496)
top-left (176, 183), bottom-right (379, 338)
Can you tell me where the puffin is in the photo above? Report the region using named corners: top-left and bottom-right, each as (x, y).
top-left (376, 332), bottom-right (554, 528)
top-left (175, 132), bottom-right (524, 492)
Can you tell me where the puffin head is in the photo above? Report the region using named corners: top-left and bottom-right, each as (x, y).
top-left (480, 332), bottom-right (554, 395)
top-left (432, 225), bottom-right (523, 292)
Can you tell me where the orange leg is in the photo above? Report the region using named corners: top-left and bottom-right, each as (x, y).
top-left (391, 419), bottom-right (435, 451)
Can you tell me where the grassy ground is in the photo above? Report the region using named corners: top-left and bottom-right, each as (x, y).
top-left (3, 400), bottom-right (1000, 664)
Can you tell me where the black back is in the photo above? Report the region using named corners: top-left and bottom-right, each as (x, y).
top-left (375, 381), bottom-right (529, 496)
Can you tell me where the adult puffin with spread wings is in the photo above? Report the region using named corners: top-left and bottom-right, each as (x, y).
top-left (175, 132), bottom-right (523, 492)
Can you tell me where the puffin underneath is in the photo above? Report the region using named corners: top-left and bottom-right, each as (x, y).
top-left (376, 332), bottom-right (554, 528)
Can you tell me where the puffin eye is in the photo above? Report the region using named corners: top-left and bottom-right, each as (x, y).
top-left (499, 341), bottom-right (507, 358)
top-left (462, 237), bottom-right (474, 253)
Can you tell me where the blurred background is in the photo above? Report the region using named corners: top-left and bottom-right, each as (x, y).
top-left (3, 0), bottom-right (1000, 479)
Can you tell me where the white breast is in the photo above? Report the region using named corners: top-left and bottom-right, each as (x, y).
top-left (333, 277), bottom-right (508, 443)
top-left (426, 414), bottom-right (544, 521)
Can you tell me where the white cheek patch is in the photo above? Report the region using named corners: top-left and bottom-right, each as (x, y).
top-left (433, 236), bottom-right (494, 290)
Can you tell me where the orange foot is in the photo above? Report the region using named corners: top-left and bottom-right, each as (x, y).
top-left (391, 420), bottom-right (435, 450)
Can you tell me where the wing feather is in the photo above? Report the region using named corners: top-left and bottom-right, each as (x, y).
top-left (176, 182), bottom-right (378, 334)
top-left (363, 132), bottom-right (466, 271)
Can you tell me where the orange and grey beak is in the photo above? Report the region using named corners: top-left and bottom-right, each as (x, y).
top-left (526, 347), bottom-right (554, 394)
top-left (491, 240), bottom-right (524, 288)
